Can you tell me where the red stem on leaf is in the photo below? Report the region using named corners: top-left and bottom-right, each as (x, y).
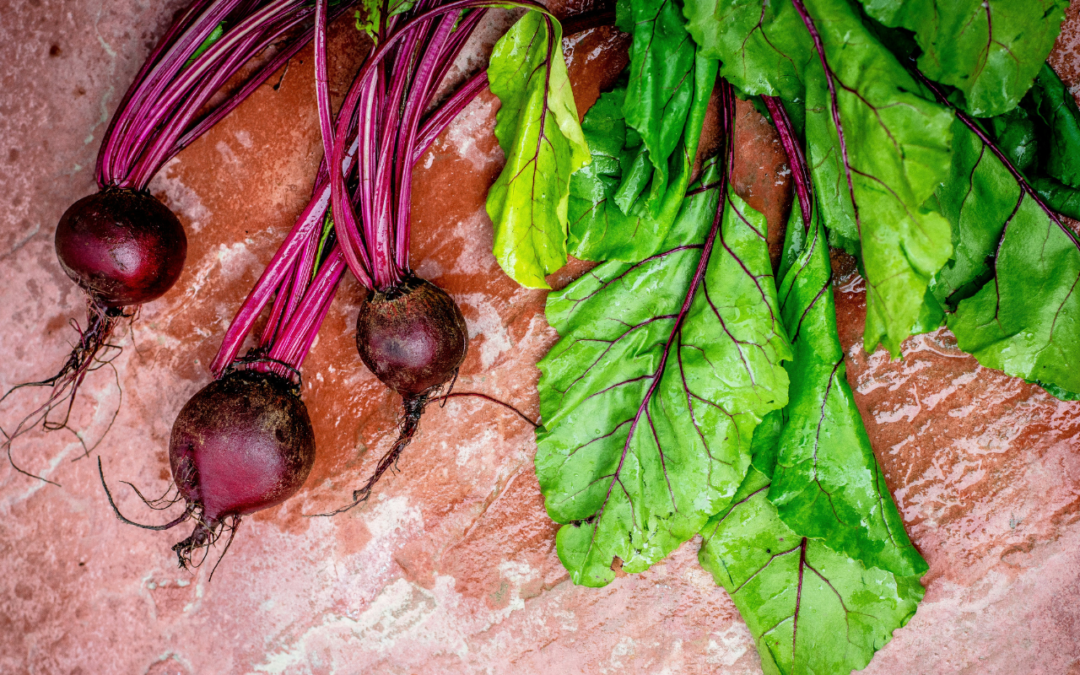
top-left (762, 96), bottom-right (813, 231)
top-left (912, 71), bottom-right (1080, 253)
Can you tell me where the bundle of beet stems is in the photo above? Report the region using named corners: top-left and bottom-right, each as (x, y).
top-left (311, 0), bottom-right (570, 513)
top-left (100, 0), bottom-right (571, 567)
top-left (1, 0), bottom-right (358, 483)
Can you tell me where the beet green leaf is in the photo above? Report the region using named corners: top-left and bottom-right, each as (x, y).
top-left (621, 0), bottom-right (705, 208)
top-left (928, 119), bottom-right (1020, 310)
top-left (682, 0), bottom-right (814, 104)
top-left (1032, 176), bottom-right (1080, 221)
top-left (681, 0), bottom-right (956, 356)
top-left (859, 0), bottom-right (1068, 117)
top-left (487, 12), bottom-right (590, 289)
top-left (699, 466), bottom-right (924, 675)
top-left (975, 65), bottom-right (1080, 223)
top-left (916, 73), bottom-right (1080, 401)
top-left (568, 56), bottom-right (716, 262)
top-left (767, 202), bottom-right (927, 578)
top-left (1028, 64), bottom-right (1080, 189)
top-left (355, 0), bottom-right (416, 38)
top-left (984, 107), bottom-right (1038, 174)
top-left (797, 0), bottom-right (954, 356)
top-left (947, 192), bottom-right (1080, 399)
top-left (536, 164), bottom-right (792, 587)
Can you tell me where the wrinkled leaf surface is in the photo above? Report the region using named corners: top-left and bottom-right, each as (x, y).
top-left (699, 467), bottom-right (924, 675)
top-left (860, 0), bottom-right (1067, 117)
top-left (537, 170), bottom-right (791, 587)
top-left (682, 0), bottom-right (813, 103)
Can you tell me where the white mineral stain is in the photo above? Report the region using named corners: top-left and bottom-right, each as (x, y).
top-left (452, 424), bottom-right (499, 467)
top-left (600, 636), bottom-right (637, 674)
top-left (147, 158), bottom-right (211, 233)
top-left (458, 292), bottom-right (512, 368)
top-left (705, 622), bottom-right (755, 667)
top-left (365, 495), bottom-right (423, 541)
top-left (445, 96), bottom-right (500, 172)
top-left (215, 140), bottom-right (239, 165)
top-left (413, 257), bottom-right (443, 280)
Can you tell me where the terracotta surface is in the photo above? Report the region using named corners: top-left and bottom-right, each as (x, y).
top-left (1, 3), bottom-right (1079, 674)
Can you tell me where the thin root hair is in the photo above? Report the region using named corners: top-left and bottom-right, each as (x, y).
top-left (0, 302), bottom-right (128, 483)
top-left (306, 393), bottom-right (428, 518)
top-left (440, 391), bottom-right (539, 428)
top-left (98, 457), bottom-right (193, 530)
top-left (171, 513), bottom-right (241, 580)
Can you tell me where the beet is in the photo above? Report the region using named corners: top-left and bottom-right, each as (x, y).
top-left (55, 188), bottom-right (186, 307)
top-left (100, 368), bottom-right (316, 571)
top-left (165, 369), bottom-right (315, 566)
top-left (355, 276), bottom-right (469, 398)
top-left (308, 276), bottom-right (470, 514)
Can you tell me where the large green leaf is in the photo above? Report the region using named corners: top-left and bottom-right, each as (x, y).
top-left (859, 0), bottom-right (1068, 117)
top-left (798, 0), bottom-right (955, 356)
top-left (683, 0), bottom-right (956, 355)
top-left (948, 193), bottom-right (1080, 399)
top-left (487, 12), bottom-right (590, 289)
top-left (536, 167), bottom-right (792, 587)
top-left (567, 57), bottom-right (716, 262)
top-left (699, 467), bottom-right (924, 675)
top-left (682, 0), bottom-right (814, 103)
top-left (621, 0), bottom-right (702, 206)
top-left (767, 203), bottom-right (927, 578)
top-left (928, 119), bottom-right (1020, 310)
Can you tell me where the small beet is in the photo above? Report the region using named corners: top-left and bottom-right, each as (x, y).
top-left (170, 370), bottom-right (315, 522)
top-left (355, 276), bottom-right (468, 397)
top-left (55, 188), bottom-right (186, 307)
top-left (166, 369), bottom-right (315, 567)
top-left (322, 276), bottom-right (467, 514)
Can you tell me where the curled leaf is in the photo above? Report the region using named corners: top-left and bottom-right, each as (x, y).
top-left (487, 12), bottom-right (590, 289)
top-left (621, 0), bottom-right (701, 204)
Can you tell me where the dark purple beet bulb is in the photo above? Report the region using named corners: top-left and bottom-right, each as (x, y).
top-left (355, 276), bottom-right (468, 398)
top-left (168, 369), bottom-right (316, 567)
top-left (55, 188), bottom-right (186, 307)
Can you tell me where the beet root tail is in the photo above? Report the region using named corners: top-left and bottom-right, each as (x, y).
top-left (313, 395), bottom-right (427, 517)
top-left (1, 302), bottom-right (126, 484)
top-left (171, 515), bottom-right (240, 578)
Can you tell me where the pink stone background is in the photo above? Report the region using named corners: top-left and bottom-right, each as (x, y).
top-left (1, 2), bottom-right (1080, 673)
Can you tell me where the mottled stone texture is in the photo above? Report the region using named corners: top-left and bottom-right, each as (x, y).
top-left (1, 2), bottom-right (1079, 674)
